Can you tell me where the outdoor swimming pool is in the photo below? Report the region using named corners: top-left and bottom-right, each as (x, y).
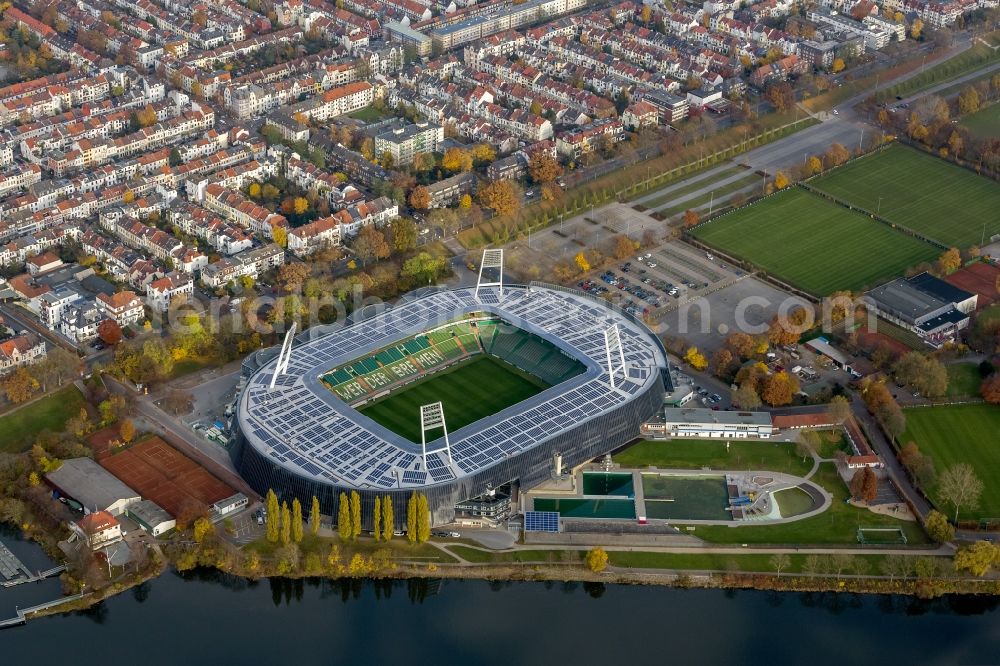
top-left (642, 474), bottom-right (731, 521)
top-left (532, 498), bottom-right (637, 519)
top-left (582, 472), bottom-right (634, 497)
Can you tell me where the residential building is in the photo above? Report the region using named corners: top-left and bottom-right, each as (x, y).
top-left (374, 121), bottom-right (444, 165)
top-left (96, 291), bottom-right (145, 327)
top-left (146, 272), bottom-right (194, 312)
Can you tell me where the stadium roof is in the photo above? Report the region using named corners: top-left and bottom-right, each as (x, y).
top-left (238, 285), bottom-right (666, 490)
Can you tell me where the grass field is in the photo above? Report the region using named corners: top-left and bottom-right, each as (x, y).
top-left (359, 355), bottom-right (547, 442)
top-left (810, 145), bottom-right (1000, 247)
top-left (901, 404), bottom-right (1000, 521)
top-left (946, 363), bottom-right (984, 397)
top-left (0, 385), bottom-right (87, 453)
top-left (690, 188), bottom-right (938, 294)
top-left (347, 105), bottom-right (390, 123)
top-left (961, 102), bottom-right (1000, 140)
top-left (675, 463), bottom-right (928, 545)
top-left (613, 439), bottom-right (814, 477)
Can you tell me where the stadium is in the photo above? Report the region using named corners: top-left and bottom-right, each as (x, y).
top-left (231, 279), bottom-right (669, 528)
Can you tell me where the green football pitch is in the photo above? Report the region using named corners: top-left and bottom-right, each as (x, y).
top-left (810, 144), bottom-right (1000, 248)
top-left (901, 404), bottom-right (1000, 522)
top-left (358, 355), bottom-right (549, 442)
top-left (690, 188), bottom-right (938, 295)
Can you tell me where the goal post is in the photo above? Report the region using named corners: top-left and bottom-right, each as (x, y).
top-left (604, 323), bottom-right (627, 389)
top-left (420, 401), bottom-right (452, 470)
top-left (475, 248), bottom-right (504, 301)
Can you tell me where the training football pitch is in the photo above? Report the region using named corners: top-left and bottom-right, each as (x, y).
top-left (690, 188), bottom-right (938, 294)
top-left (901, 404), bottom-right (1000, 521)
top-left (359, 355), bottom-right (549, 443)
top-left (961, 103), bottom-right (1000, 140)
top-left (810, 144), bottom-right (1000, 247)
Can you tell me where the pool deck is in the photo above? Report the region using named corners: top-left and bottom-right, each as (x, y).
top-left (632, 468), bottom-right (831, 527)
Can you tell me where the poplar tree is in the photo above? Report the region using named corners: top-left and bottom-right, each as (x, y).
top-left (373, 496), bottom-right (382, 542)
top-left (280, 501), bottom-right (291, 546)
top-left (416, 493), bottom-right (431, 543)
top-left (292, 497), bottom-right (304, 543)
top-left (265, 489), bottom-right (279, 543)
top-left (382, 495), bottom-right (394, 542)
top-left (407, 491), bottom-right (418, 543)
top-left (310, 496), bottom-right (321, 536)
top-left (350, 491), bottom-right (361, 539)
top-left (337, 492), bottom-right (351, 541)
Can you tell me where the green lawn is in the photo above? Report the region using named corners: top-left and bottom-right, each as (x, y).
top-left (0, 385), bottom-right (87, 453)
top-left (947, 363), bottom-right (984, 398)
top-left (359, 356), bottom-right (547, 442)
top-left (901, 404), bottom-right (1000, 521)
top-left (961, 102), bottom-right (1000, 140)
top-left (810, 144), bottom-right (1000, 247)
top-left (690, 188), bottom-right (938, 295)
top-left (614, 439), bottom-right (814, 477)
top-left (447, 545), bottom-right (578, 564)
top-left (347, 105), bottom-right (390, 123)
top-left (773, 487), bottom-right (815, 517)
top-left (609, 550), bottom-right (893, 574)
top-left (676, 463), bottom-right (927, 545)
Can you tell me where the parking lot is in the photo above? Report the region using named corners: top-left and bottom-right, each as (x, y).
top-left (226, 507), bottom-right (265, 546)
top-left (576, 240), bottom-right (748, 323)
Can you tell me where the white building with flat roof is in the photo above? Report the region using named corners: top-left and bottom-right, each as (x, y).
top-left (641, 407), bottom-right (773, 439)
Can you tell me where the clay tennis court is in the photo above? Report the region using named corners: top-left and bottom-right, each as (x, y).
top-left (99, 436), bottom-right (234, 517)
top-left (945, 263), bottom-right (1000, 308)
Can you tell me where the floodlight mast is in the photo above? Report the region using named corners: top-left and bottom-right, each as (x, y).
top-left (269, 322), bottom-right (297, 389)
top-left (604, 323), bottom-right (627, 389)
top-left (420, 401), bottom-right (452, 471)
top-left (475, 248), bottom-right (504, 301)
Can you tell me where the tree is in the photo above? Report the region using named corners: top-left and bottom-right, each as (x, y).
top-left (478, 180), bottom-right (520, 216)
top-left (2, 367), bottom-right (39, 404)
top-left (585, 546), bottom-right (609, 573)
top-left (401, 252), bottom-right (447, 285)
top-left (97, 319), bottom-right (123, 345)
top-left (280, 501), bottom-right (291, 546)
top-left (408, 185), bottom-right (431, 211)
top-left (169, 147), bottom-right (183, 167)
top-left (807, 156), bottom-right (823, 175)
top-left (193, 516), bottom-right (213, 543)
top-left (761, 371), bottom-right (799, 406)
top-left (382, 495), bottom-right (394, 542)
top-left (770, 553), bottom-right (791, 575)
top-left (682, 209), bottom-right (700, 227)
top-left (292, 497), bottom-right (304, 543)
top-left (731, 383), bottom-right (762, 409)
top-left (373, 496), bottom-right (382, 542)
top-left (390, 217), bottom-right (418, 253)
top-left (824, 143), bottom-right (850, 168)
top-left (528, 153), bottom-right (563, 184)
top-left (684, 346), bottom-right (708, 371)
top-left (765, 81), bottom-right (794, 112)
top-left (938, 463), bottom-right (983, 522)
top-left (826, 395), bottom-right (851, 424)
top-left (119, 419), bottom-right (135, 443)
top-left (311, 496), bottom-right (321, 536)
top-left (416, 493), bottom-right (430, 543)
top-left (937, 247), bottom-right (961, 274)
top-left (407, 491), bottom-right (418, 543)
top-left (924, 510), bottom-right (955, 543)
top-left (613, 234), bottom-right (636, 260)
top-left (892, 352), bottom-right (948, 398)
top-left (265, 489), bottom-right (280, 543)
top-left (910, 18), bottom-right (923, 39)
top-left (574, 251), bottom-right (591, 273)
top-left (774, 171), bottom-right (790, 189)
top-left (441, 147), bottom-right (473, 173)
top-left (850, 467), bottom-right (878, 502)
top-left (767, 308), bottom-right (811, 346)
top-left (958, 86), bottom-right (980, 116)
top-left (981, 374), bottom-right (1000, 404)
top-left (272, 226), bottom-right (288, 248)
top-left (711, 348), bottom-right (735, 378)
top-left (831, 58), bottom-right (845, 73)
top-left (459, 194), bottom-right (472, 209)
top-left (352, 224), bottom-right (390, 266)
top-left (953, 541), bottom-right (999, 577)
top-left (470, 143), bottom-right (496, 164)
top-left (350, 490), bottom-right (361, 540)
top-left (338, 491), bottom-right (351, 541)
top-left (293, 197), bottom-right (309, 215)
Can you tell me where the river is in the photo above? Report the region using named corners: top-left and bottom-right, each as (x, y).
top-left (2, 567), bottom-right (1000, 663)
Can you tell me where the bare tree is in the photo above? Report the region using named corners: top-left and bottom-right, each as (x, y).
top-left (802, 553), bottom-right (822, 577)
top-left (826, 395), bottom-right (851, 424)
top-left (938, 463), bottom-right (984, 522)
top-left (880, 554), bottom-right (913, 583)
top-left (769, 553), bottom-right (791, 575)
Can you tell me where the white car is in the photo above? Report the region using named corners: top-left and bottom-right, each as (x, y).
top-left (647, 261), bottom-right (657, 268)
top-left (833, 109), bottom-right (839, 115)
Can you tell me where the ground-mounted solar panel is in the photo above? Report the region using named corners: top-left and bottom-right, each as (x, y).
top-left (524, 511), bottom-right (560, 532)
